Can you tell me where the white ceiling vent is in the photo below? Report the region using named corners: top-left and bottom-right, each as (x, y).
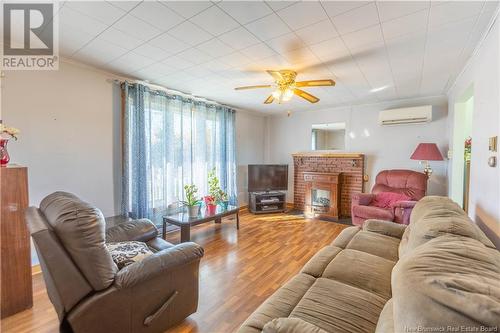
top-left (378, 105), bottom-right (432, 126)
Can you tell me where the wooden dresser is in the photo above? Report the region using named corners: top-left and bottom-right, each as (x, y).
top-left (1, 165), bottom-right (32, 318)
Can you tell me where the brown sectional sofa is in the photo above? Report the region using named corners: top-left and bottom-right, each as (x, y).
top-left (238, 196), bottom-right (499, 333)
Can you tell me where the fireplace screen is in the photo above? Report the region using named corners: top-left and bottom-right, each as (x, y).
top-left (312, 189), bottom-right (331, 207)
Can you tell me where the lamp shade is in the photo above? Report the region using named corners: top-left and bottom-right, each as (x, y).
top-left (410, 143), bottom-right (444, 161)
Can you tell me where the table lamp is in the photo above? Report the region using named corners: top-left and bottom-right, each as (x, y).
top-left (410, 143), bottom-right (444, 177)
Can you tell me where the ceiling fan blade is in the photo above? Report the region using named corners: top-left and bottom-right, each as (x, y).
top-left (266, 70), bottom-right (283, 81)
top-left (296, 79), bottom-right (335, 87)
top-left (264, 95), bottom-right (274, 104)
top-left (294, 89), bottom-right (319, 103)
top-left (234, 85), bottom-right (272, 90)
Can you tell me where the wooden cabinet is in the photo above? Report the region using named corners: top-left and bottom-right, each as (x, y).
top-left (1, 165), bottom-right (32, 318)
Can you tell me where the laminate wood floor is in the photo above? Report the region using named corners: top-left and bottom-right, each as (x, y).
top-left (1, 211), bottom-right (347, 333)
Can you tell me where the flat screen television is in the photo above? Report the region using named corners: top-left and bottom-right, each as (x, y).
top-left (248, 164), bottom-right (288, 192)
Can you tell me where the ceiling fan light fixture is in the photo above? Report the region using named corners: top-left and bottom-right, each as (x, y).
top-left (282, 88), bottom-right (294, 101)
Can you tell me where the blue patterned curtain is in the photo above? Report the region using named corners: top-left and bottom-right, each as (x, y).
top-left (121, 83), bottom-right (237, 223)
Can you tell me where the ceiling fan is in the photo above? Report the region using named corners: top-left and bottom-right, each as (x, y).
top-left (234, 70), bottom-right (335, 104)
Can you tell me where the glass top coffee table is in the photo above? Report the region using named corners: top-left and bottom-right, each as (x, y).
top-left (162, 205), bottom-right (239, 242)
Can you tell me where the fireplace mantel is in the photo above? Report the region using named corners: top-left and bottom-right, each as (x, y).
top-left (292, 152), bottom-right (364, 158)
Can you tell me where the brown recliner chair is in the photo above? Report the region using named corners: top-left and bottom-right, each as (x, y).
top-left (26, 192), bottom-right (204, 333)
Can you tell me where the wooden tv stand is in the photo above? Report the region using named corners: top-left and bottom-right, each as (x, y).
top-left (249, 191), bottom-right (286, 214)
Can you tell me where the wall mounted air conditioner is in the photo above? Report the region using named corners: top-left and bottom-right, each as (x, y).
top-left (378, 105), bottom-right (432, 126)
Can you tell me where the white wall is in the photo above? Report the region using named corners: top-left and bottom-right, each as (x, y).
top-left (447, 15), bottom-right (500, 246)
top-left (235, 110), bottom-right (266, 205)
top-left (265, 96), bottom-right (449, 202)
top-left (1, 60), bottom-right (265, 214)
top-left (2, 60), bottom-right (121, 216)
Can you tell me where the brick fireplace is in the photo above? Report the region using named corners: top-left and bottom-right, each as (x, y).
top-left (293, 153), bottom-right (365, 218)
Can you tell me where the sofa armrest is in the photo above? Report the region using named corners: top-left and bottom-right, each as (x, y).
top-left (352, 193), bottom-right (375, 206)
top-left (114, 242), bottom-right (204, 289)
top-left (106, 219), bottom-right (158, 243)
top-left (363, 219), bottom-right (407, 238)
top-left (392, 200), bottom-right (417, 209)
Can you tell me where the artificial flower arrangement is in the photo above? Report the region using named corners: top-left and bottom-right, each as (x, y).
top-left (204, 168), bottom-right (229, 210)
top-left (0, 124), bottom-right (20, 140)
top-left (182, 184), bottom-right (202, 217)
top-left (0, 124), bottom-right (20, 165)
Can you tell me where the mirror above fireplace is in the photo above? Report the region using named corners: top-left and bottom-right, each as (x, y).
top-left (311, 122), bottom-right (346, 151)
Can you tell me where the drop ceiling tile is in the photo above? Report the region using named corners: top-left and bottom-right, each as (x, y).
top-left (168, 21), bottom-right (213, 46)
top-left (163, 1), bottom-right (213, 19)
top-left (382, 9), bottom-right (428, 40)
top-left (309, 37), bottom-right (351, 62)
top-left (245, 14), bottom-right (291, 41)
top-left (130, 2), bottom-right (184, 31)
top-left (183, 64), bottom-right (215, 79)
top-left (109, 52), bottom-right (156, 72)
top-left (294, 19), bottom-right (339, 46)
top-left (342, 25), bottom-right (383, 51)
top-left (197, 38), bottom-right (235, 58)
top-left (322, 1), bottom-right (370, 18)
top-left (204, 58), bottom-right (234, 72)
top-left (74, 38), bottom-right (129, 65)
top-left (176, 48), bottom-right (213, 65)
top-left (218, 51), bottom-right (253, 68)
top-left (59, 26), bottom-right (95, 56)
top-left (66, 1), bottom-right (126, 25)
top-left (241, 43), bottom-right (277, 61)
top-left (133, 62), bottom-right (177, 80)
top-left (281, 47), bottom-right (319, 68)
top-left (99, 28), bottom-right (144, 50)
top-left (161, 56), bottom-right (194, 70)
top-left (59, 6), bottom-right (108, 36)
top-left (331, 3), bottom-right (380, 35)
top-left (107, 1), bottom-right (141, 12)
top-left (148, 33), bottom-right (190, 54)
top-left (429, 1), bottom-right (483, 27)
top-left (266, 33), bottom-right (305, 55)
top-left (377, 1), bottom-right (430, 22)
top-left (276, 2), bottom-right (328, 30)
top-left (218, 27), bottom-right (261, 50)
top-left (190, 6), bottom-right (239, 36)
top-left (133, 43), bottom-right (171, 61)
top-left (217, 1), bottom-right (272, 25)
top-left (113, 14), bottom-right (161, 41)
top-left (265, 1), bottom-right (298, 11)
top-left (258, 54), bottom-right (290, 69)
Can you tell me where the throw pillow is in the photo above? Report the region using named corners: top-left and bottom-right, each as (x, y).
top-left (106, 241), bottom-right (153, 269)
top-left (373, 192), bottom-right (411, 209)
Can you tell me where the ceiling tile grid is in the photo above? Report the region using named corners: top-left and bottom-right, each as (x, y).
top-left (54, 0), bottom-right (499, 113)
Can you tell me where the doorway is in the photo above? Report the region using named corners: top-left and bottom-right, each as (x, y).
top-left (451, 85), bottom-right (474, 211)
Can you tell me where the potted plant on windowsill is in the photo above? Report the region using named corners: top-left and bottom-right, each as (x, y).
top-left (205, 168), bottom-right (229, 213)
top-left (182, 184), bottom-right (201, 218)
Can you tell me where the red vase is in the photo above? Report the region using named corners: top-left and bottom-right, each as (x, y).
top-left (0, 139), bottom-right (10, 166)
top-left (206, 204), bottom-right (217, 215)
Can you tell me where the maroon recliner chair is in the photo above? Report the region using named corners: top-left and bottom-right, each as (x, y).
top-left (351, 170), bottom-right (428, 226)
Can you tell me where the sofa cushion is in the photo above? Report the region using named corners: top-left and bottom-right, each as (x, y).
top-left (330, 226), bottom-right (360, 249)
top-left (40, 191), bottom-right (117, 290)
top-left (301, 246), bottom-right (342, 278)
top-left (262, 318), bottom-right (328, 333)
top-left (372, 192), bottom-right (411, 209)
top-left (106, 241), bottom-right (153, 269)
top-left (346, 231), bottom-right (400, 261)
top-left (400, 197), bottom-right (495, 257)
top-left (239, 273), bottom-right (316, 332)
top-left (363, 219), bottom-right (407, 239)
top-left (290, 278), bottom-right (386, 333)
top-left (352, 205), bottom-right (394, 221)
top-left (322, 249), bottom-right (394, 299)
top-left (392, 235), bottom-right (500, 332)
top-left (375, 299), bottom-right (394, 333)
